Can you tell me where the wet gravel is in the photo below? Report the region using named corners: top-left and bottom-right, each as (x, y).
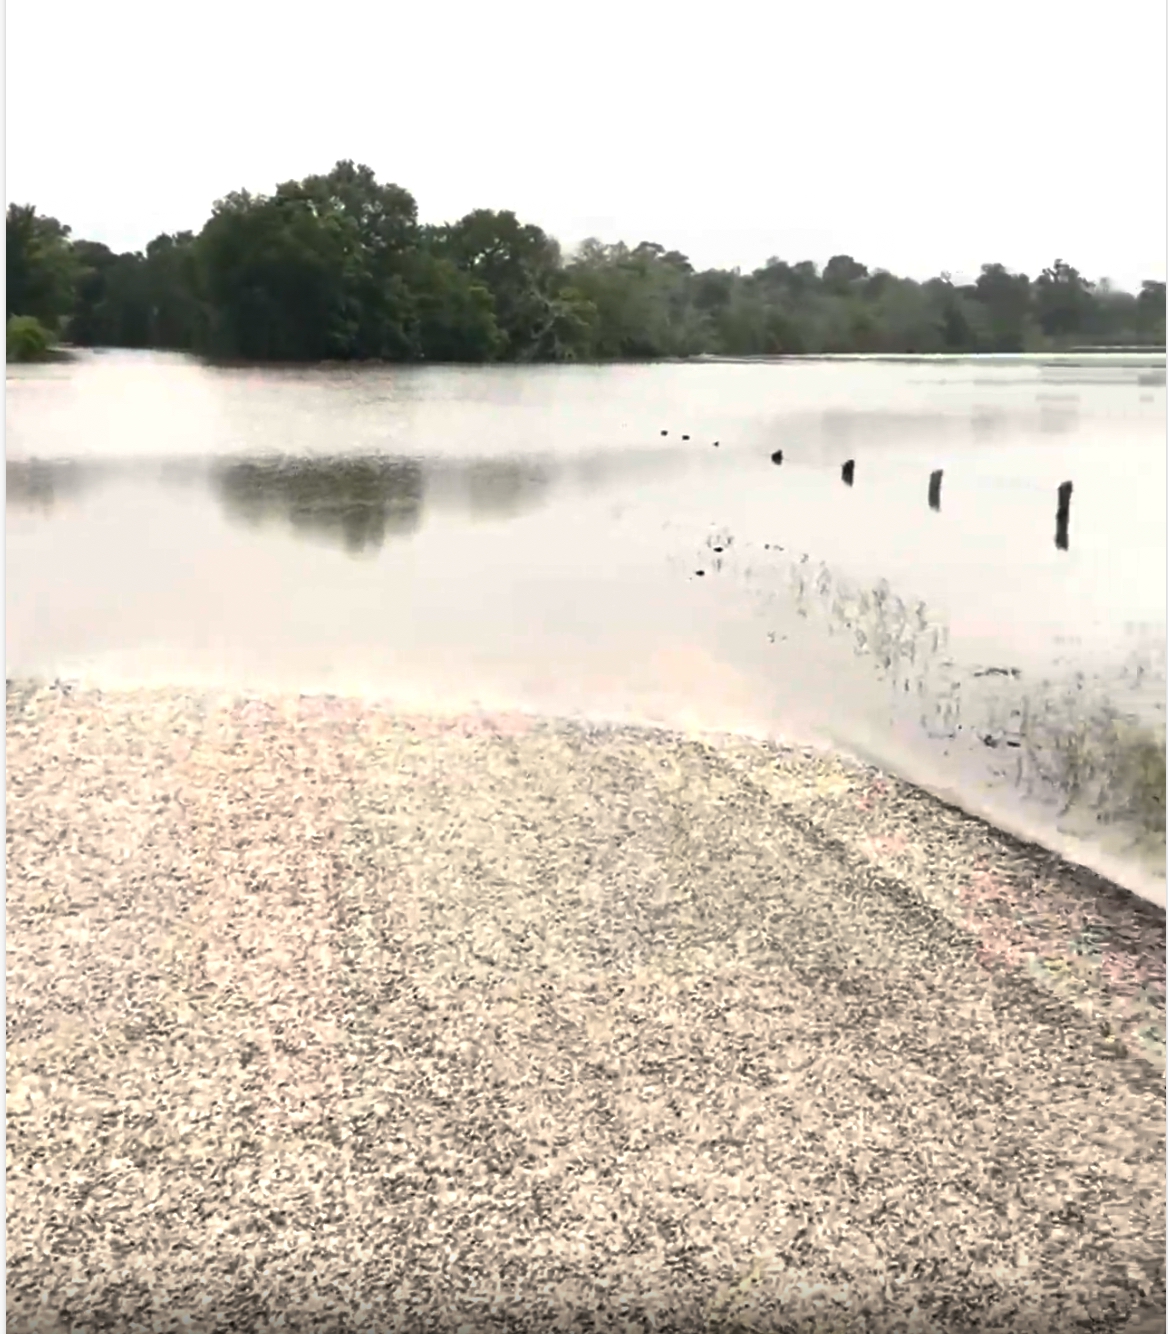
top-left (5, 680), bottom-right (1165, 1334)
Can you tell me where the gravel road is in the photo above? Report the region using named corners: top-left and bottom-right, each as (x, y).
top-left (5, 680), bottom-right (1165, 1334)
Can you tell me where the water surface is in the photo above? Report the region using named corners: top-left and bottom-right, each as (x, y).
top-left (7, 349), bottom-right (1165, 902)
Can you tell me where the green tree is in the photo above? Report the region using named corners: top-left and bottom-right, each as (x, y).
top-left (567, 239), bottom-right (663, 357)
top-left (709, 286), bottom-right (770, 355)
top-left (692, 268), bottom-right (781, 356)
top-left (433, 208), bottom-right (590, 361)
top-left (6, 204), bottom-right (81, 332)
top-left (822, 254), bottom-right (869, 295)
top-left (195, 187), bottom-right (370, 360)
top-left (7, 314), bottom-right (53, 361)
top-left (98, 252), bottom-right (153, 347)
top-left (429, 206), bottom-right (560, 357)
top-left (742, 260), bottom-right (827, 352)
top-left (973, 263), bottom-right (1032, 352)
top-left (143, 232), bottom-right (203, 349)
top-left (1135, 280), bottom-right (1166, 344)
top-left (70, 238), bottom-right (203, 350)
top-left (273, 161), bottom-right (420, 358)
top-left (69, 240), bottom-right (120, 345)
top-left (23, 162), bottom-right (1166, 363)
top-left (409, 252), bottom-right (503, 362)
top-left (922, 275), bottom-right (978, 351)
top-left (1033, 259), bottom-right (1094, 340)
top-left (192, 163), bottom-right (423, 361)
top-left (566, 239), bottom-right (706, 359)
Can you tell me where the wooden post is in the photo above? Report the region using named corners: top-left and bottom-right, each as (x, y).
top-left (841, 459), bottom-right (855, 486)
top-left (928, 469), bottom-right (943, 511)
top-left (1055, 480), bottom-right (1073, 551)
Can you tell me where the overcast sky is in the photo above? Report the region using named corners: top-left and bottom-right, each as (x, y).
top-left (5, 0), bottom-right (1165, 292)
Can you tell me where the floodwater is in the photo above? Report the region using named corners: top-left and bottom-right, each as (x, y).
top-left (6, 348), bottom-right (1166, 903)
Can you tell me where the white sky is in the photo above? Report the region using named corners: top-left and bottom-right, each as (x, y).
top-left (5, 0), bottom-right (1166, 292)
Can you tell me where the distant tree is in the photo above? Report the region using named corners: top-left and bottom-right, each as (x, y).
top-left (855, 278), bottom-right (938, 353)
top-left (69, 240), bottom-right (120, 345)
top-left (566, 239), bottom-right (655, 357)
top-left (6, 204), bottom-right (81, 331)
top-left (1080, 278), bottom-right (1139, 345)
top-left (98, 253), bottom-right (153, 347)
top-left (822, 254), bottom-right (869, 294)
top-left (1033, 259), bottom-right (1095, 339)
top-left (707, 286), bottom-right (770, 355)
top-left (431, 208), bottom-right (591, 361)
top-left (409, 252), bottom-right (503, 362)
top-left (973, 263), bottom-right (1032, 352)
top-left (195, 191), bottom-right (330, 358)
top-left (190, 162), bottom-right (423, 360)
top-left (30, 162), bottom-right (1167, 364)
top-left (272, 161), bottom-right (420, 358)
top-left (143, 232), bottom-right (203, 349)
top-left (69, 234), bottom-right (204, 350)
top-left (753, 258), bottom-right (820, 297)
top-left (922, 275), bottom-right (979, 350)
top-left (531, 283), bottom-right (600, 362)
top-left (7, 314), bottom-right (54, 361)
top-left (864, 269), bottom-right (895, 300)
top-left (691, 268), bottom-right (735, 315)
top-left (567, 239), bottom-right (705, 359)
top-left (1136, 280), bottom-right (1166, 344)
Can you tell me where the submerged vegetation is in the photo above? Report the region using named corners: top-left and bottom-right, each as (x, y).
top-left (6, 314), bottom-right (55, 362)
top-left (1020, 687), bottom-right (1166, 838)
top-left (7, 161), bottom-right (1167, 365)
top-left (782, 552), bottom-right (1167, 852)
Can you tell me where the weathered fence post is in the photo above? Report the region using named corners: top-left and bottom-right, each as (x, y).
top-left (1056, 480), bottom-right (1073, 551)
top-left (928, 469), bottom-right (943, 511)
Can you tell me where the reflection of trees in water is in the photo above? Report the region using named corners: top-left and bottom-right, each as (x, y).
top-left (400, 455), bottom-right (558, 527)
top-left (214, 454), bottom-right (570, 552)
top-left (971, 407), bottom-right (1007, 442)
top-left (786, 554), bottom-right (1166, 845)
top-left (9, 446), bottom-right (691, 557)
top-left (1037, 401), bottom-right (1080, 435)
top-left (570, 447), bottom-right (690, 497)
top-left (214, 456), bottom-right (427, 555)
top-left (6, 459), bottom-right (99, 511)
top-left (760, 404), bottom-right (1105, 463)
top-left (461, 458), bottom-right (551, 520)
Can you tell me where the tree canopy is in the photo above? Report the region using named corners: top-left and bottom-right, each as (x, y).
top-left (6, 204), bottom-right (82, 330)
top-left (7, 162), bottom-right (1166, 363)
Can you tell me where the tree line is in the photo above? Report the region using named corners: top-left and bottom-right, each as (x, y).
top-left (8, 160), bottom-right (1167, 363)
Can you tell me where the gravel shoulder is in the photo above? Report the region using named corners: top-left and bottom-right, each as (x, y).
top-left (5, 681), bottom-right (1165, 1334)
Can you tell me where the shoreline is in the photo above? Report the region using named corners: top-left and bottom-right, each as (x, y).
top-left (817, 725), bottom-right (1167, 913)
top-left (11, 671), bottom-right (1165, 910)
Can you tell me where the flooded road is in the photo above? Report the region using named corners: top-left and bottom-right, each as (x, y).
top-left (6, 349), bottom-right (1165, 902)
